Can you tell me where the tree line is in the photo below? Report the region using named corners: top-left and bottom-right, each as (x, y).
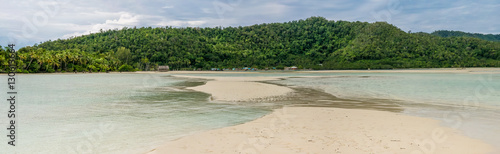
top-left (432, 30), bottom-right (500, 42)
top-left (2, 16), bottom-right (499, 73)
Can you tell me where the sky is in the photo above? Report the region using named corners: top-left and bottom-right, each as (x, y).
top-left (1, 0), bottom-right (499, 49)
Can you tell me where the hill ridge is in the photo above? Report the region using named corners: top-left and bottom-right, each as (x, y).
top-left (3, 16), bottom-right (499, 73)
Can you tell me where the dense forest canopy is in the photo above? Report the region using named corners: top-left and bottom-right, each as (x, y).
top-left (2, 16), bottom-right (500, 73)
top-left (432, 30), bottom-right (500, 42)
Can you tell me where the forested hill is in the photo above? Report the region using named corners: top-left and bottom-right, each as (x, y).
top-left (432, 30), bottom-right (500, 42)
top-left (5, 17), bottom-right (500, 73)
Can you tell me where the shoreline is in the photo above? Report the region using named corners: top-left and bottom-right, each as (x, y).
top-left (167, 67), bottom-right (500, 74)
top-left (147, 75), bottom-right (495, 154)
top-left (3, 67), bottom-right (500, 75)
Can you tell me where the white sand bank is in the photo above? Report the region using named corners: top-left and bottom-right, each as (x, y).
top-left (148, 107), bottom-right (493, 154)
top-left (148, 75), bottom-right (494, 154)
top-left (173, 75), bottom-right (293, 102)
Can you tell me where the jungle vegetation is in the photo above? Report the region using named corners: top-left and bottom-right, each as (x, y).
top-left (2, 17), bottom-right (499, 73)
top-left (432, 30), bottom-right (500, 42)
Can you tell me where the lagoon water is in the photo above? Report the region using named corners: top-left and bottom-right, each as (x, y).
top-left (0, 72), bottom-right (499, 153)
top-left (269, 72), bottom-right (500, 147)
top-left (0, 74), bottom-right (271, 154)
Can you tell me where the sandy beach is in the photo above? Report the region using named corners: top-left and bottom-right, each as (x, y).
top-left (155, 67), bottom-right (500, 75)
top-left (148, 73), bottom-right (496, 154)
top-left (149, 107), bottom-right (493, 154)
top-left (173, 75), bottom-right (293, 102)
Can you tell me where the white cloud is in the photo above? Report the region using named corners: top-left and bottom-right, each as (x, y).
top-left (156, 20), bottom-right (207, 27)
top-left (61, 12), bottom-right (141, 38)
top-left (102, 13), bottom-right (140, 25)
top-left (262, 2), bottom-right (289, 15)
top-left (61, 12), bottom-right (209, 39)
top-left (1, 0), bottom-right (499, 48)
top-left (162, 5), bottom-right (174, 9)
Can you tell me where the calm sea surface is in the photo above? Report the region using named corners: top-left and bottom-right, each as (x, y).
top-left (0, 73), bottom-right (271, 154)
top-left (0, 72), bottom-right (498, 153)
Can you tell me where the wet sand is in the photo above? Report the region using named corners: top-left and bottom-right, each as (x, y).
top-left (173, 75), bottom-right (293, 102)
top-left (160, 67), bottom-right (500, 74)
top-left (148, 75), bottom-right (495, 154)
top-left (149, 107), bottom-right (493, 154)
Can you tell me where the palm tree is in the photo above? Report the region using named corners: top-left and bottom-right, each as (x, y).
top-left (25, 49), bottom-right (39, 71)
top-left (71, 50), bottom-right (80, 66)
top-left (37, 54), bottom-right (46, 72)
top-left (45, 52), bottom-right (54, 71)
top-left (18, 53), bottom-right (27, 61)
top-left (18, 53), bottom-right (27, 67)
top-left (54, 51), bottom-right (62, 71)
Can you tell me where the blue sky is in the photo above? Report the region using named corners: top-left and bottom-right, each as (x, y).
top-left (1, 0), bottom-right (499, 49)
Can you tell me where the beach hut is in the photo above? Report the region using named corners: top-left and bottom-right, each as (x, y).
top-left (158, 66), bottom-right (169, 72)
top-left (291, 66), bottom-right (298, 70)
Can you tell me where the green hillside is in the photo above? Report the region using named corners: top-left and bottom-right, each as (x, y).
top-left (3, 17), bottom-right (500, 73)
top-left (432, 30), bottom-right (500, 42)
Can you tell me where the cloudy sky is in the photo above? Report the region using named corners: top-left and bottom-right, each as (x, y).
top-left (1, 0), bottom-right (499, 48)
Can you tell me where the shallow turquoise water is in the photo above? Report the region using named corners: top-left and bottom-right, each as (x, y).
top-left (0, 72), bottom-right (498, 153)
top-left (184, 72), bottom-right (500, 107)
top-left (0, 73), bottom-right (270, 154)
top-left (269, 72), bottom-right (500, 148)
top-left (180, 71), bottom-right (500, 148)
